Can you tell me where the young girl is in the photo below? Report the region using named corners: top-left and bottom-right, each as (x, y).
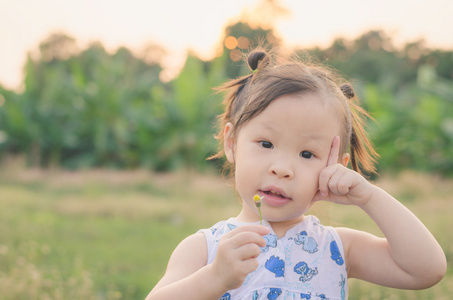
top-left (146, 49), bottom-right (446, 300)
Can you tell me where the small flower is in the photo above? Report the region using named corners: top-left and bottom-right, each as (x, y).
top-left (254, 194), bottom-right (263, 225)
top-left (253, 195), bottom-right (262, 207)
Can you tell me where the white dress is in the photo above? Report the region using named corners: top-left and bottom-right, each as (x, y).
top-left (198, 215), bottom-right (348, 300)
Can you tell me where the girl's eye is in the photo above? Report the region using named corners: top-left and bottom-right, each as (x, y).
top-left (260, 141), bottom-right (273, 149)
top-left (300, 151), bottom-right (314, 159)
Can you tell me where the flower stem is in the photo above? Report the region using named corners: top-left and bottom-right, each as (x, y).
top-left (253, 195), bottom-right (263, 225)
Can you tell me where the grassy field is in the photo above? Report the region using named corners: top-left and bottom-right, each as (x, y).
top-left (0, 168), bottom-right (451, 299)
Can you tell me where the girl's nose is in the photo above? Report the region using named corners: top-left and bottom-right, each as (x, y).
top-left (269, 159), bottom-right (294, 179)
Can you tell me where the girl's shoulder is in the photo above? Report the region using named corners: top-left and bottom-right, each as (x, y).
top-left (151, 231), bottom-right (208, 292)
top-left (168, 232), bottom-right (208, 266)
top-left (197, 218), bottom-right (241, 254)
top-left (198, 218), bottom-right (255, 240)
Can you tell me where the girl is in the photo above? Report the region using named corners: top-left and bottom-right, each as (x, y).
top-left (146, 49), bottom-right (446, 300)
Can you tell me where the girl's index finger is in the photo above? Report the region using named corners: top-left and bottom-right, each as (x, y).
top-left (326, 136), bottom-right (341, 166)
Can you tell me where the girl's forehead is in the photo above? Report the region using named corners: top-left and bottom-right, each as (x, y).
top-left (264, 92), bottom-right (334, 115)
top-left (247, 93), bottom-right (342, 134)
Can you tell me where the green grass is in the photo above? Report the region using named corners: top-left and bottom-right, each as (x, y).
top-left (0, 169), bottom-right (451, 299)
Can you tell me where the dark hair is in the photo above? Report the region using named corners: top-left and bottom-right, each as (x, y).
top-left (210, 48), bottom-right (378, 175)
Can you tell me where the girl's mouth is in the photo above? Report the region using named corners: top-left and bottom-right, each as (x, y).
top-left (264, 190), bottom-right (288, 199)
top-left (262, 186), bottom-right (290, 198)
top-left (260, 187), bottom-right (291, 207)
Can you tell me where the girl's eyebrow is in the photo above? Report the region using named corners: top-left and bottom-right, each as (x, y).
top-left (258, 122), bottom-right (327, 141)
top-left (256, 118), bottom-right (330, 142)
top-left (255, 122), bottom-right (279, 134)
top-left (298, 133), bottom-right (327, 142)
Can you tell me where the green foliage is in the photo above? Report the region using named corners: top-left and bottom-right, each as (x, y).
top-left (307, 30), bottom-right (453, 90)
top-left (363, 75), bottom-right (453, 175)
top-left (0, 29), bottom-right (453, 174)
top-left (0, 34), bottom-right (223, 171)
top-left (1, 36), bottom-right (165, 169)
top-left (151, 54), bottom-right (225, 170)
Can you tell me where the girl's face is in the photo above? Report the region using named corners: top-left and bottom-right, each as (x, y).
top-left (225, 92), bottom-right (343, 227)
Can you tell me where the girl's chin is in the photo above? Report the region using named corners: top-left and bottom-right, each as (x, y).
top-left (262, 213), bottom-right (306, 225)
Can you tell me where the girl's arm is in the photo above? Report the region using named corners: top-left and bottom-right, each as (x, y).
top-left (146, 233), bottom-right (220, 300)
top-left (337, 186), bottom-right (447, 289)
top-left (316, 136), bottom-right (446, 289)
top-left (146, 225), bottom-right (269, 300)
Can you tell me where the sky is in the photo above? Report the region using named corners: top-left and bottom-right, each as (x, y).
top-left (1, 0), bottom-right (452, 90)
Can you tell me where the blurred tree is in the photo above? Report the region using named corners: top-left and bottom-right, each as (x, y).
top-left (158, 53), bottom-right (225, 170)
top-left (422, 49), bottom-right (453, 81)
top-left (39, 32), bottom-right (79, 62)
top-left (1, 28), bottom-right (452, 175)
top-left (308, 30), bottom-right (409, 90)
top-left (363, 66), bottom-right (453, 175)
top-left (307, 30), bottom-right (453, 92)
top-left (216, 21), bottom-right (281, 79)
top-left (0, 87), bottom-right (26, 157)
top-left (1, 33), bottom-right (164, 169)
top-left (214, 0), bottom-right (286, 79)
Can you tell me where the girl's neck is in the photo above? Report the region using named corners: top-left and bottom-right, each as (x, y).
top-left (267, 216), bottom-right (305, 238)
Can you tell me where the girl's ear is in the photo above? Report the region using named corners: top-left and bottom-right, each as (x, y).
top-left (224, 122), bottom-right (235, 163)
top-left (341, 153), bottom-right (350, 167)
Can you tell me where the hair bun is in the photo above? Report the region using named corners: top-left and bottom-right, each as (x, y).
top-left (247, 51), bottom-right (268, 71)
top-left (340, 83), bottom-right (355, 99)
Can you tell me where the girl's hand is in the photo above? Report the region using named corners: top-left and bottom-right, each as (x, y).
top-left (211, 225), bottom-right (269, 290)
top-left (313, 136), bottom-right (375, 207)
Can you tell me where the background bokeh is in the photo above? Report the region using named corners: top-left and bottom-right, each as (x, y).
top-left (0, 1), bottom-right (452, 299)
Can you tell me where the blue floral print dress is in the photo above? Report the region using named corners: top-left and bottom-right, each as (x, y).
top-left (198, 215), bottom-right (347, 300)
